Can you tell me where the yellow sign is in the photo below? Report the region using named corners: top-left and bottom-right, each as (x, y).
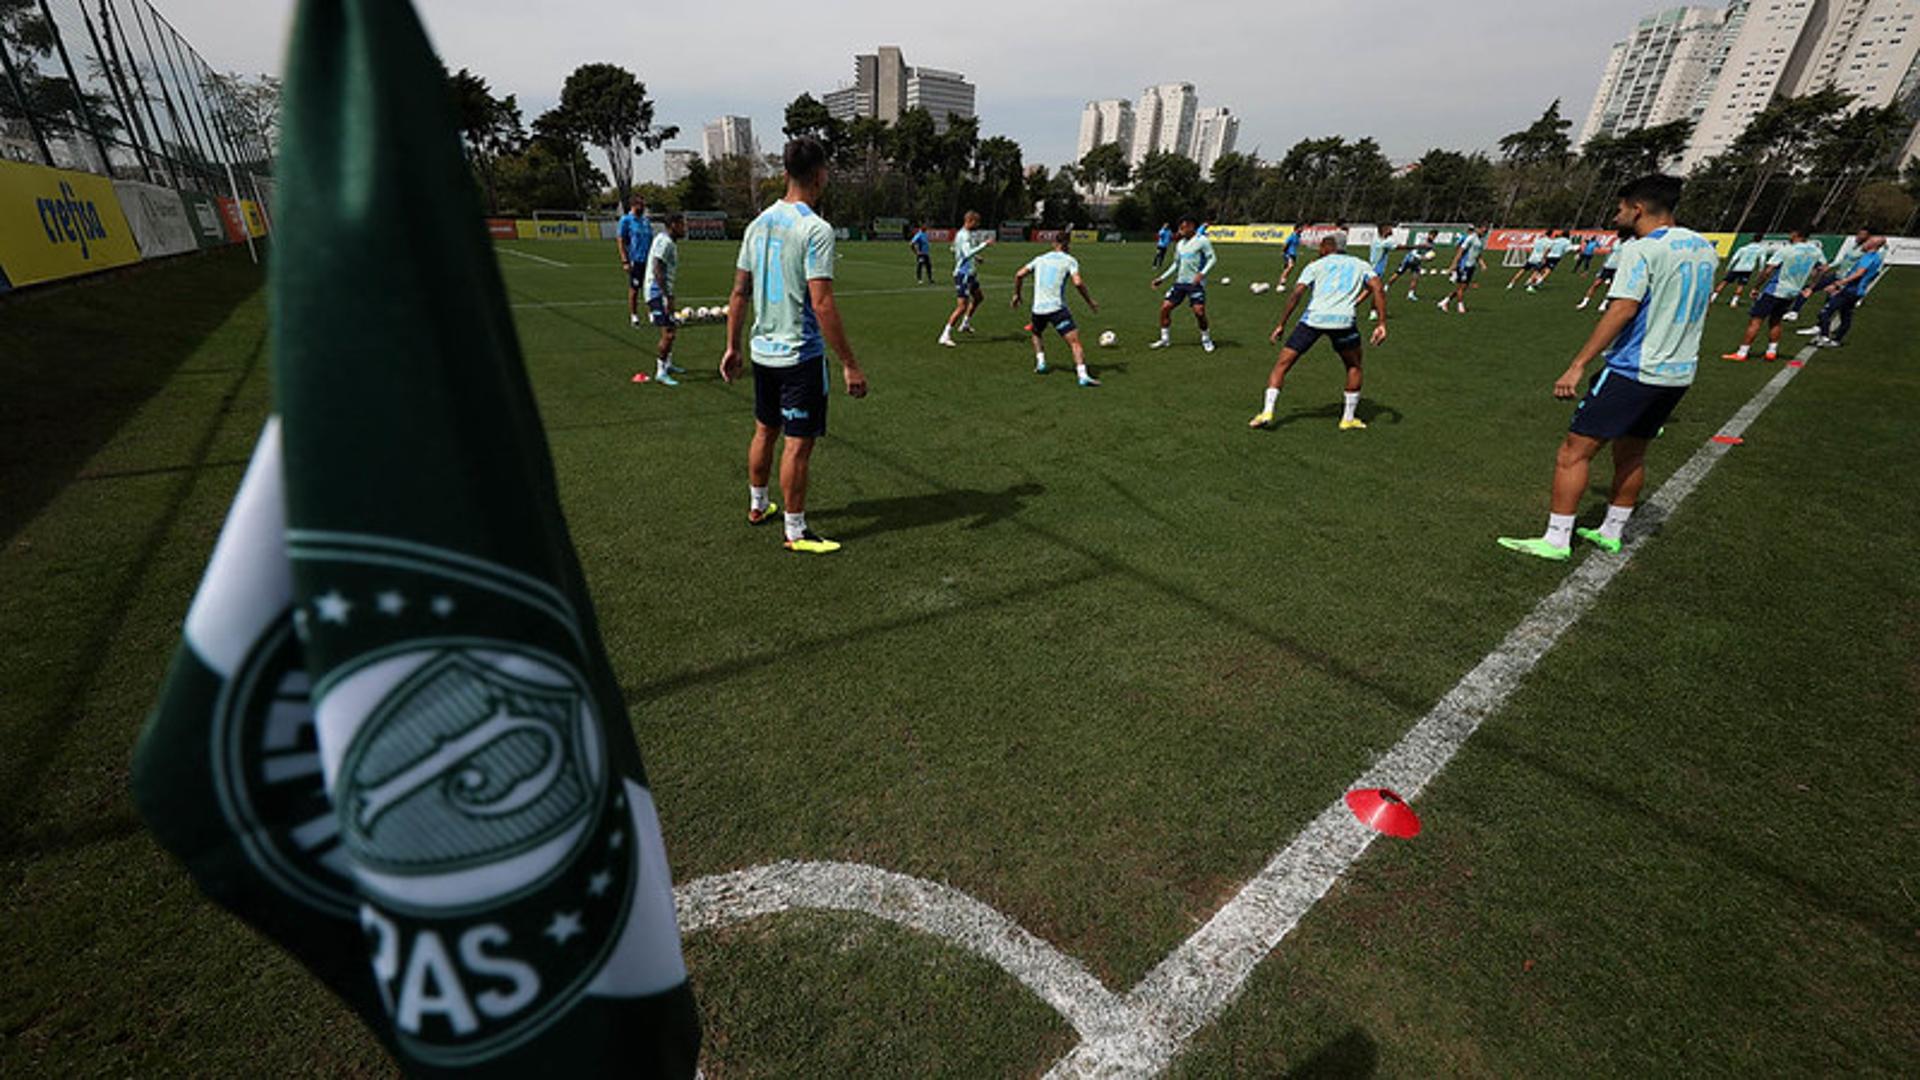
top-left (0, 159), bottom-right (142, 287)
top-left (241, 200), bottom-right (267, 237)
top-left (1203, 223), bottom-right (1294, 245)
top-left (516, 218), bottom-right (593, 241)
top-left (1069, 229), bottom-right (1101, 244)
top-left (1700, 232), bottom-right (1736, 257)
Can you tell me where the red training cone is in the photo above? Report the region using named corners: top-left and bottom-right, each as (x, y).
top-left (1786, 360), bottom-right (1805, 368)
top-left (631, 372), bottom-right (651, 383)
top-left (1711, 434), bottom-right (1743, 445)
top-left (1345, 787), bottom-right (1422, 838)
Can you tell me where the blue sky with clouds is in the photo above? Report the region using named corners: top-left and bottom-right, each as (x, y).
top-left (165, 0), bottom-right (1667, 183)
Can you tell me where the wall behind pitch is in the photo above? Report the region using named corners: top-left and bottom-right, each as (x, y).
top-left (113, 179), bottom-right (200, 258)
top-left (0, 159), bottom-right (142, 287)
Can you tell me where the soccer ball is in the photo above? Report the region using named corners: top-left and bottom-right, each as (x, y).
top-left (697, 306), bottom-right (713, 320)
top-left (676, 307), bottom-right (692, 321)
top-left (1220, 276), bottom-right (1232, 285)
top-left (1099, 330), bottom-right (1118, 347)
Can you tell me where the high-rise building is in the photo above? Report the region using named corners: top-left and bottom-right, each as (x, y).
top-left (702, 116), bottom-right (755, 163)
top-left (1191, 106), bottom-right (1239, 174)
top-left (663, 149), bottom-right (700, 185)
top-left (1578, 6), bottom-right (1730, 147)
top-left (1076, 99), bottom-right (1135, 162)
top-left (823, 47), bottom-right (976, 131)
top-left (1129, 82), bottom-right (1199, 164)
top-left (907, 67), bottom-right (977, 132)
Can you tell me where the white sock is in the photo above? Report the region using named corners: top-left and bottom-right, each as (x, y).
top-left (1764, 343), bottom-right (1776, 357)
top-left (1342, 391), bottom-right (1359, 423)
top-left (1158, 327), bottom-right (1170, 343)
top-left (1599, 503), bottom-right (1633, 541)
top-left (750, 486), bottom-right (770, 512)
top-left (657, 357), bottom-right (670, 376)
top-left (783, 511), bottom-right (807, 541)
top-left (940, 325), bottom-right (954, 340)
top-left (960, 317), bottom-right (972, 331)
top-left (1201, 329), bottom-right (1213, 343)
top-left (1076, 362), bottom-right (1090, 378)
top-left (1735, 344), bottom-right (1750, 357)
top-left (1262, 387), bottom-right (1280, 413)
top-left (1035, 352), bottom-right (1047, 369)
top-left (1544, 512), bottom-right (1575, 550)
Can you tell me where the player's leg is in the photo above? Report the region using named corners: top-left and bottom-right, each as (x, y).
top-left (962, 280), bottom-right (984, 332)
top-left (1764, 314), bottom-right (1785, 359)
top-left (628, 282), bottom-right (642, 325)
top-left (1725, 308), bottom-right (1767, 359)
top-left (777, 360), bottom-right (838, 552)
top-left (1250, 346), bottom-right (1304, 427)
top-left (1569, 435), bottom-right (1648, 554)
top-left (1498, 431), bottom-right (1605, 560)
top-left (747, 421), bottom-right (779, 525)
top-left (940, 288), bottom-right (968, 345)
top-left (1336, 343), bottom-right (1366, 429)
top-left (1151, 298), bottom-right (1177, 348)
top-left (1192, 299), bottom-right (1215, 351)
top-left (1030, 322), bottom-right (1049, 373)
top-left (654, 323), bottom-right (679, 385)
top-left (1062, 326), bottom-right (1097, 386)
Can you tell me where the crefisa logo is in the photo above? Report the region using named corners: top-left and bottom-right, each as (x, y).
top-left (38, 181), bottom-right (109, 259)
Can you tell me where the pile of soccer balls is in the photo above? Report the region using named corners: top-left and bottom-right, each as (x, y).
top-left (1248, 281), bottom-right (1273, 294)
top-left (675, 306), bottom-right (725, 323)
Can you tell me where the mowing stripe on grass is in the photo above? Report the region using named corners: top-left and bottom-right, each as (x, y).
top-left (498, 247), bottom-right (571, 268)
top-left (510, 285), bottom-right (940, 310)
top-left (1044, 345), bottom-right (1816, 1077)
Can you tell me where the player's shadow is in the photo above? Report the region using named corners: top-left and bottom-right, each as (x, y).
top-left (1283, 1027), bottom-right (1379, 1078)
top-left (831, 481), bottom-right (1044, 540)
top-left (1263, 398), bottom-right (1405, 430)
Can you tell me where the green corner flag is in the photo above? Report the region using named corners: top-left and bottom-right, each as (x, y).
top-left (130, 1), bottom-right (701, 1074)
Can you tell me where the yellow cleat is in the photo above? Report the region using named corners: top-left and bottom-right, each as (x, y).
top-left (784, 530), bottom-right (842, 554)
top-left (747, 501), bottom-right (780, 526)
top-left (1339, 418), bottom-right (1368, 430)
top-left (1248, 411), bottom-right (1274, 429)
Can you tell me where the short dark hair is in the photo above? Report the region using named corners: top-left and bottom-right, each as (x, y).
top-left (666, 211), bottom-right (685, 226)
top-left (1179, 214), bottom-right (1199, 226)
top-left (784, 136), bottom-right (828, 180)
top-left (629, 194), bottom-right (645, 208)
top-left (1617, 174), bottom-right (1682, 215)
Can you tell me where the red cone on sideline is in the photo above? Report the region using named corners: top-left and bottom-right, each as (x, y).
top-left (631, 372), bottom-right (650, 383)
top-left (1787, 360), bottom-right (1805, 368)
top-left (1345, 787), bottom-right (1421, 838)
top-left (1711, 434), bottom-right (1743, 445)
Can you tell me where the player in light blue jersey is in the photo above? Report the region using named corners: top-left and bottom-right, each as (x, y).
top-left (1790, 226), bottom-right (1871, 317)
top-left (1438, 226), bottom-right (1488, 313)
top-left (1149, 216), bottom-right (1218, 352)
top-left (640, 214), bottom-right (686, 385)
top-left (1576, 230), bottom-right (1630, 311)
top-left (939, 210), bottom-right (995, 346)
top-left (1723, 227), bottom-right (1825, 362)
top-left (721, 137), bottom-right (869, 555)
top-left (1812, 234), bottom-right (1885, 348)
top-left (617, 194), bottom-right (653, 328)
top-left (1384, 230), bottom-right (1435, 301)
top-left (1011, 233), bottom-right (1102, 386)
top-left (1248, 233), bottom-right (1388, 431)
top-left (1499, 175), bottom-right (1720, 561)
top-left (1710, 232), bottom-right (1769, 307)
top-left (1508, 231), bottom-right (1553, 291)
top-left (1365, 224), bottom-right (1399, 319)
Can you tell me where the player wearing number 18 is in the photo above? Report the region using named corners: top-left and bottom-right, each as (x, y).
top-left (1498, 174), bottom-right (1720, 562)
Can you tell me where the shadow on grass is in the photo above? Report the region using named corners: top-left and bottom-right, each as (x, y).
top-left (0, 249), bottom-right (263, 546)
top-left (1283, 1027), bottom-right (1379, 1078)
top-left (833, 481), bottom-right (1043, 541)
top-left (1265, 398), bottom-right (1406, 430)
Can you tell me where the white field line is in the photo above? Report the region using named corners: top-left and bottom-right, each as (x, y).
top-left (670, 347), bottom-right (1813, 1077)
top-left (509, 285), bottom-right (937, 309)
top-left (498, 247), bottom-right (570, 267)
top-left (1045, 345), bottom-right (1815, 1077)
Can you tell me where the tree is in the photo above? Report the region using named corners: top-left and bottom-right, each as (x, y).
top-left (782, 93), bottom-right (846, 160)
top-left (1851, 180), bottom-right (1914, 232)
top-left (493, 139), bottom-right (606, 214)
top-left (1207, 152), bottom-right (1259, 222)
top-left (1807, 103), bottom-right (1912, 228)
top-left (1077, 141), bottom-right (1131, 200)
top-left (676, 155), bottom-right (718, 211)
top-left (1398, 148), bottom-right (1497, 222)
top-left (545, 64), bottom-right (677, 203)
top-left (975, 135), bottom-right (1025, 223)
top-left (1691, 88), bottom-right (1853, 234)
top-left (445, 67), bottom-right (524, 212)
top-left (1499, 100), bottom-right (1574, 166)
top-left (1035, 164), bottom-right (1087, 228)
top-left (1130, 151), bottom-right (1205, 229)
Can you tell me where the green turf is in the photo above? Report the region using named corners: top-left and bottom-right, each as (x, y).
top-left (3, 238), bottom-right (1915, 1075)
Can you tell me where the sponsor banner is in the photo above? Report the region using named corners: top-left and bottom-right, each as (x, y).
top-left (0, 158), bottom-right (142, 287)
top-left (1031, 228), bottom-right (1066, 242)
top-left (873, 216), bottom-right (909, 236)
top-left (683, 216), bottom-right (725, 239)
top-left (0, 261), bottom-right (11, 292)
top-left (996, 224), bottom-right (1025, 242)
top-left (181, 191), bottom-right (228, 248)
top-left (1102, 231), bottom-right (1125, 242)
top-left (834, 226), bottom-right (852, 240)
top-left (215, 196), bottom-right (249, 242)
top-left (923, 227), bottom-right (956, 243)
top-left (241, 200), bottom-right (268, 238)
top-left (1882, 235), bottom-right (1920, 266)
top-left (517, 218), bottom-right (594, 240)
top-left (485, 218), bottom-right (517, 239)
top-left (1070, 229), bottom-right (1100, 244)
top-left (1204, 223), bottom-right (1294, 244)
top-left (1485, 228), bottom-right (1542, 252)
top-left (596, 219), bottom-right (620, 240)
top-left (114, 179), bottom-right (199, 259)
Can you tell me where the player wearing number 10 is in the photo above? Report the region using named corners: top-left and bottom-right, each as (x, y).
top-left (1498, 175), bottom-right (1719, 562)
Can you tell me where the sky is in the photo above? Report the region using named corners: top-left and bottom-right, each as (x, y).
top-left (160, 0), bottom-right (1663, 186)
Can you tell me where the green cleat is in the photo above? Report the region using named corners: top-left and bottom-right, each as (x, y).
top-left (1497, 536), bottom-right (1571, 562)
top-left (1574, 527), bottom-right (1621, 553)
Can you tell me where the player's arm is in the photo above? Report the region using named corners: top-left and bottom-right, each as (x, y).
top-left (1554, 298), bottom-right (1640, 399)
top-left (616, 229), bottom-right (630, 269)
top-left (720, 270), bottom-right (752, 383)
top-left (1195, 243), bottom-right (1217, 284)
top-left (1829, 263), bottom-right (1867, 292)
top-left (1802, 262), bottom-right (1827, 297)
top-left (808, 278), bottom-right (866, 398)
top-left (1010, 265), bottom-right (1029, 308)
top-left (1366, 276), bottom-right (1388, 345)
top-left (1074, 273), bottom-right (1098, 312)
top-left (650, 251), bottom-right (669, 301)
top-left (1269, 285), bottom-right (1307, 342)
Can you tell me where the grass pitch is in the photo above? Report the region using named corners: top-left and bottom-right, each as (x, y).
top-left (3, 239), bottom-right (1916, 1076)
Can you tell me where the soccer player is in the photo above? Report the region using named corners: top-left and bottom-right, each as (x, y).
top-left (1153, 222), bottom-right (1174, 268)
top-left (909, 223), bottom-right (933, 284)
top-left (1790, 225), bottom-right (1869, 320)
top-left (1508, 231), bottom-right (1551, 290)
top-left (1277, 222), bottom-right (1306, 286)
top-left (1385, 231), bottom-right (1433, 300)
top-left (938, 210), bottom-right (994, 347)
top-left (1365, 223), bottom-right (1398, 319)
top-left (1811, 235), bottom-right (1885, 348)
top-left (1575, 231), bottom-right (1628, 311)
top-left (1497, 174), bottom-right (1718, 562)
top-left (720, 136), bottom-right (869, 555)
top-left (1438, 225), bottom-right (1487, 313)
top-left (1534, 229), bottom-right (1572, 288)
top-left (641, 213), bottom-right (687, 385)
top-left (1149, 216), bottom-right (1218, 352)
top-left (1575, 233), bottom-right (1598, 272)
top-left (1011, 233), bottom-right (1102, 386)
top-left (1710, 232), bottom-right (1768, 307)
top-left (617, 194), bottom-right (653, 328)
top-left (1248, 232), bottom-right (1388, 431)
top-left (1721, 228), bottom-right (1824, 363)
